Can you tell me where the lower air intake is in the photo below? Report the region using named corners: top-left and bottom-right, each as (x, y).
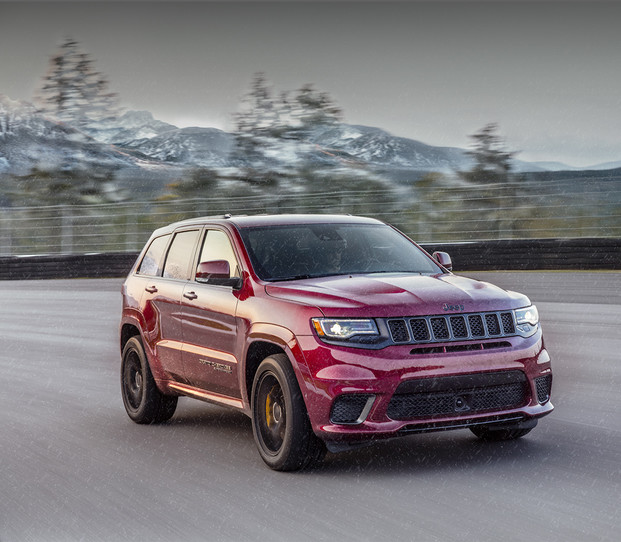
top-left (386, 371), bottom-right (529, 421)
top-left (535, 374), bottom-right (552, 404)
top-left (330, 394), bottom-right (373, 424)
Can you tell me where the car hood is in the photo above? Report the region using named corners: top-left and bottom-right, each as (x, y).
top-left (264, 273), bottom-right (530, 317)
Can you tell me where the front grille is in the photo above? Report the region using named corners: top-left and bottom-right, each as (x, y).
top-left (388, 320), bottom-right (409, 343)
top-left (430, 318), bottom-right (450, 339)
top-left (410, 318), bottom-right (430, 341)
top-left (535, 374), bottom-right (552, 403)
top-left (386, 371), bottom-right (528, 421)
top-left (468, 315), bottom-right (485, 337)
top-left (450, 316), bottom-right (468, 338)
top-left (384, 310), bottom-right (517, 346)
top-left (485, 314), bottom-right (501, 335)
top-left (330, 394), bottom-right (373, 424)
top-left (501, 313), bottom-right (515, 334)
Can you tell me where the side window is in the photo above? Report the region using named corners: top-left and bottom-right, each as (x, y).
top-left (162, 230), bottom-right (200, 280)
top-left (198, 230), bottom-right (240, 279)
top-left (137, 234), bottom-right (170, 276)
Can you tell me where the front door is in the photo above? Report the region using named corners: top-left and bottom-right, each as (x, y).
top-left (181, 229), bottom-right (242, 398)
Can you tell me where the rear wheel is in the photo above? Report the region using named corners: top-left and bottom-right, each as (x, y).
top-left (121, 337), bottom-right (177, 424)
top-left (470, 421), bottom-right (536, 441)
top-left (251, 354), bottom-right (326, 471)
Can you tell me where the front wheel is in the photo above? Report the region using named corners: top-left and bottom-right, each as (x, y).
top-left (251, 354), bottom-right (325, 471)
top-left (121, 336), bottom-right (177, 424)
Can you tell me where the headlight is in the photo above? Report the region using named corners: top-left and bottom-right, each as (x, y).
top-left (515, 305), bottom-right (539, 326)
top-left (311, 318), bottom-right (379, 340)
top-left (514, 305), bottom-right (539, 336)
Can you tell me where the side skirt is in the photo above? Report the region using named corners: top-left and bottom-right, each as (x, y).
top-left (168, 382), bottom-right (245, 411)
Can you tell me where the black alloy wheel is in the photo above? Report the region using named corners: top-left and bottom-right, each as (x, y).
top-left (251, 354), bottom-right (326, 471)
top-left (121, 337), bottom-right (177, 424)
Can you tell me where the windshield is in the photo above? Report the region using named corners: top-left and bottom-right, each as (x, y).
top-left (239, 223), bottom-right (443, 281)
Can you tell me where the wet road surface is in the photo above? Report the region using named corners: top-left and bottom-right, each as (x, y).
top-left (1, 273), bottom-right (620, 541)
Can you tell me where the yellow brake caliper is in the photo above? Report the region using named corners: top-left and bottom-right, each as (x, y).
top-left (265, 387), bottom-right (274, 428)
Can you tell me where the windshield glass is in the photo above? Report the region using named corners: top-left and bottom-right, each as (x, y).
top-left (239, 223), bottom-right (443, 281)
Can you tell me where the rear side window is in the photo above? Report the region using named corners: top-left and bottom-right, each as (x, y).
top-left (137, 234), bottom-right (171, 276)
top-left (163, 230), bottom-right (200, 280)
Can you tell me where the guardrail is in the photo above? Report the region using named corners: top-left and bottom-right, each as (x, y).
top-left (1, 238), bottom-right (619, 280)
top-left (2, 175), bottom-right (620, 257)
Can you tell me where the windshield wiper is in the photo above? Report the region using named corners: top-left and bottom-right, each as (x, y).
top-left (272, 274), bottom-right (316, 282)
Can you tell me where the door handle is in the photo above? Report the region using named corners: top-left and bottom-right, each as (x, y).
top-left (145, 286), bottom-right (158, 293)
top-left (183, 291), bottom-right (198, 300)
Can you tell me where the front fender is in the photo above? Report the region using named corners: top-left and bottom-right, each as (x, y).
top-left (243, 323), bottom-right (318, 412)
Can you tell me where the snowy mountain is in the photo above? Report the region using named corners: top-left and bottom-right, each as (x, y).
top-left (3, 94), bottom-right (618, 182)
top-left (84, 110), bottom-right (177, 145)
top-left (0, 95), bottom-right (145, 174)
top-left (306, 124), bottom-right (471, 172)
top-left (121, 126), bottom-right (234, 167)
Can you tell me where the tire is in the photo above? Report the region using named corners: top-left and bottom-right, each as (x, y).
top-left (121, 336), bottom-right (177, 424)
top-left (251, 354), bottom-right (326, 471)
top-left (470, 421), bottom-right (536, 441)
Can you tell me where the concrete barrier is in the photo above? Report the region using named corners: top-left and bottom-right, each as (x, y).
top-left (420, 238), bottom-right (621, 271)
top-left (0, 252), bottom-right (138, 280)
top-left (0, 238), bottom-right (619, 280)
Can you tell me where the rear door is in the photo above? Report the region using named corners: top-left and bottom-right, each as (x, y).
top-left (141, 228), bottom-right (200, 382)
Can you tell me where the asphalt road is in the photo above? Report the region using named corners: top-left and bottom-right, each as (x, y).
top-left (1, 272), bottom-right (620, 542)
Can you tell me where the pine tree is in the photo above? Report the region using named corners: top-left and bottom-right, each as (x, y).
top-left (35, 37), bottom-right (120, 133)
top-left (462, 123), bottom-right (517, 184)
top-left (232, 73), bottom-right (279, 165)
top-left (290, 84), bottom-right (342, 135)
top-left (232, 74), bottom-right (344, 169)
top-left (458, 123), bottom-right (523, 238)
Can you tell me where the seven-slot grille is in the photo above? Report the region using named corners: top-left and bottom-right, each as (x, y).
top-left (387, 311), bottom-right (516, 345)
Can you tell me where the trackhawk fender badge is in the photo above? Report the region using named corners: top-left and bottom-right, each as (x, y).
top-left (199, 359), bottom-right (232, 374)
top-left (443, 303), bottom-right (465, 312)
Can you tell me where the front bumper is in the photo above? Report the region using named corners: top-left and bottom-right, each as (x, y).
top-left (296, 328), bottom-right (553, 444)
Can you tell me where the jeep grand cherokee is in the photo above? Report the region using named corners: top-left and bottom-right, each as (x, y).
top-left (120, 214), bottom-right (553, 470)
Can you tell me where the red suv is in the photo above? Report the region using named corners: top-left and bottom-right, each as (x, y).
top-left (120, 214), bottom-right (553, 470)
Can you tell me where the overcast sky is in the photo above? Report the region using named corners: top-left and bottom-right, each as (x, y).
top-left (1, 0), bottom-right (620, 167)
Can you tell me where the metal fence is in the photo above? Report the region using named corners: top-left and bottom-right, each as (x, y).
top-left (1, 177), bottom-right (620, 256)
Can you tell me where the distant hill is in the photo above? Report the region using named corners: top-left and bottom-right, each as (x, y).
top-left (2, 93), bottom-right (619, 187)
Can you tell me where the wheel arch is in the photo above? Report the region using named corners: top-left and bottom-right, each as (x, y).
top-left (120, 322), bottom-right (142, 352)
top-left (243, 323), bottom-right (315, 411)
top-left (245, 341), bottom-right (287, 407)
top-left (119, 316), bottom-right (168, 386)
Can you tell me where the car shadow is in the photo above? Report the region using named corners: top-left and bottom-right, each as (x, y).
top-left (312, 430), bottom-right (556, 476)
top-left (124, 400), bottom-right (558, 476)
top-left (165, 400), bottom-right (252, 431)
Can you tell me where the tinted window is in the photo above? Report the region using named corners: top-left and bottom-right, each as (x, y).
top-left (162, 230), bottom-right (200, 280)
top-left (137, 234), bottom-right (170, 276)
top-left (198, 230), bottom-right (240, 278)
top-left (239, 223), bottom-right (442, 281)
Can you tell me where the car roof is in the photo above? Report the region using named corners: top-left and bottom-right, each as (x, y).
top-left (151, 214), bottom-right (385, 236)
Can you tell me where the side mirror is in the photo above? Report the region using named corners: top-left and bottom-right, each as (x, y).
top-left (196, 260), bottom-right (242, 288)
top-left (432, 251), bottom-right (453, 272)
